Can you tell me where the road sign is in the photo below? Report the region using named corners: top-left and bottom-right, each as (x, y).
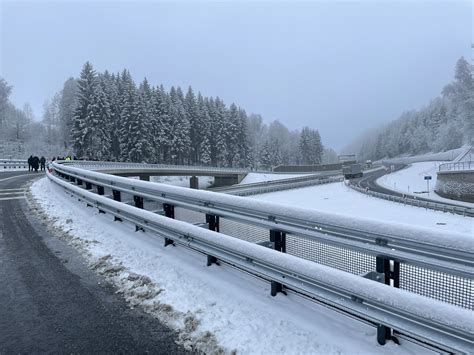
top-left (424, 176), bottom-right (432, 180)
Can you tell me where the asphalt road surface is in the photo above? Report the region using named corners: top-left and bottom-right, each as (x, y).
top-left (353, 165), bottom-right (467, 208)
top-left (0, 170), bottom-right (187, 353)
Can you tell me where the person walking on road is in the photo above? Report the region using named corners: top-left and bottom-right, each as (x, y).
top-left (40, 156), bottom-right (46, 171)
top-left (27, 155), bottom-right (33, 172)
top-left (32, 156), bottom-right (40, 173)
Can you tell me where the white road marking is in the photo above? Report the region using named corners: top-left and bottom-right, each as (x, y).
top-left (0, 192), bottom-right (24, 196)
top-left (0, 174), bottom-right (33, 182)
top-left (0, 188), bottom-right (25, 192)
top-left (0, 196), bottom-right (25, 201)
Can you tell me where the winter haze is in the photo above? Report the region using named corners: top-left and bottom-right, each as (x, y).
top-left (1, 0), bottom-right (471, 150)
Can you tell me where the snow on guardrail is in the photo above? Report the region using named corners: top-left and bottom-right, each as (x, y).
top-left (46, 169), bottom-right (474, 353)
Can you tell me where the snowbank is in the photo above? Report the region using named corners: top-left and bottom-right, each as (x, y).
top-left (29, 177), bottom-right (433, 354)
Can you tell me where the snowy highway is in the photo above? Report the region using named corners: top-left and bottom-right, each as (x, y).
top-left (0, 171), bottom-right (186, 353)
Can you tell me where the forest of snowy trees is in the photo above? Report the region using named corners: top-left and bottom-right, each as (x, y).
top-left (39, 61), bottom-right (327, 168)
top-left (346, 57), bottom-right (473, 161)
top-left (1, 62), bottom-right (330, 168)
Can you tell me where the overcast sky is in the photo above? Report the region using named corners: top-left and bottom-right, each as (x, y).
top-left (0, 0), bottom-right (471, 150)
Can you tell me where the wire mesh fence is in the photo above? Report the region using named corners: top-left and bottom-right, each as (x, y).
top-left (57, 171), bottom-right (473, 310)
top-left (174, 208), bottom-right (472, 310)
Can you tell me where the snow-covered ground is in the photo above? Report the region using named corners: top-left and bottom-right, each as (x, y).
top-left (29, 177), bottom-right (432, 354)
top-left (150, 175), bottom-right (214, 189)
top-left (251, 180), bottom-right (472, 235)
top-left (377, 162), bottom-right (473, 208)
top-left (240, 172), bottom-right (312, 184)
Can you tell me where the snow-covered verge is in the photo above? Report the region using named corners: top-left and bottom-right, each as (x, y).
top-left (28, 177), bottom-right (433, 354)
top-left (239, 173), bottom-right (311, 185)
top-left (150, 175), bottom-right (214, 189)
top-left (251, 180), bottom-right (472, 235)
top-left (376, 162), bottom-right (473, 208)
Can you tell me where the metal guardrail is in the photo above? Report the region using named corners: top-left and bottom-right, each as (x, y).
top-left (210, 174), bottom-right (343, 196)
top-left (1, 159), bottom-right (28, 169)
top-left (439, 161), bottom-right (474, 172)
top-left (51, 162), bottom-right (473, 309)
top-left (60, 160), bottom-right (250, 175)
top-left (46, 169), bottom-right (473, 353)
top-left (349, 182), bottom-right (474, 218)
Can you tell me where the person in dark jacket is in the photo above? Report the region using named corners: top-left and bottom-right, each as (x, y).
top-left (28, 155), bottom-right (33, 172)
top-left (32, 156), bottom-right (40, 173)
top-left (40, 156), bottom-right (46, 171)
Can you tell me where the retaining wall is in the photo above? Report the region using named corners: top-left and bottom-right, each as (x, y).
top-left (435, 170), bottom-right (474, 203)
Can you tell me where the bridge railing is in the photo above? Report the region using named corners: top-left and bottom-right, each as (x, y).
top-left (1, 159), bottom-right (28, 169)
top-left (46, 167), bottom-right (473, 353)
top-left (51, 162), bottom-right (473, 308)
top-left (439, 161), bottom-right (474, 172)
top-left (59, 160), bottom-right (250, 174)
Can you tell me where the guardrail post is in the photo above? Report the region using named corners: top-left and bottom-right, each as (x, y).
top-left (205, 214), bottom-right (219, 266)
top-left (134, 195), bottom-right (144, 231)
top-left (112, 190), bottom-right (122, 222)
top-left (270, 229), bottom-right (287, 296)
top-left (95, 186), bottom-right (106, 213)
top-left (376, 255), bottom-right (400, 345)
top-left (163, 204), bottom-right (175, 246)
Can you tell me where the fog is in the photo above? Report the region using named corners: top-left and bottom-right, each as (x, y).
top-left (0, 0), bottom-right (471, 150)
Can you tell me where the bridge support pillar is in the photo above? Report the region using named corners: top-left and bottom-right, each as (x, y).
top-left (163, 204), bottom-right (175, 246)
top-left (375, 255), bottom-right (400, 345)
top-left (85, 182), bottom-right (92, 190)
top-left (270, 230), bottom-right (286, 296)
top-left (205, 214), bottom-right (219, 266)
top-left (190, 176), bottom-right (199, 189)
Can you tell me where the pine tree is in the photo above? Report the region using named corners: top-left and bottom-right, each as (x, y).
top-left (170, 86), bottom-right (191, 164)
top-left (91, 76), bottom-right (112, 160)
top-left (214, 98), bottom-right (228, 167)
top-left (185, 86), bottom-right (200, 164)
top-left (71, 61), bottom-right (97, 158)
top-left (260, 141), bottom-right (272, 169)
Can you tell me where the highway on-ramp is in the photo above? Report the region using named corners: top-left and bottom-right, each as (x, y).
top-left (353, 165), bottom-right (470, 209)
top-left (0, 171), bottom-right (187, 353)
